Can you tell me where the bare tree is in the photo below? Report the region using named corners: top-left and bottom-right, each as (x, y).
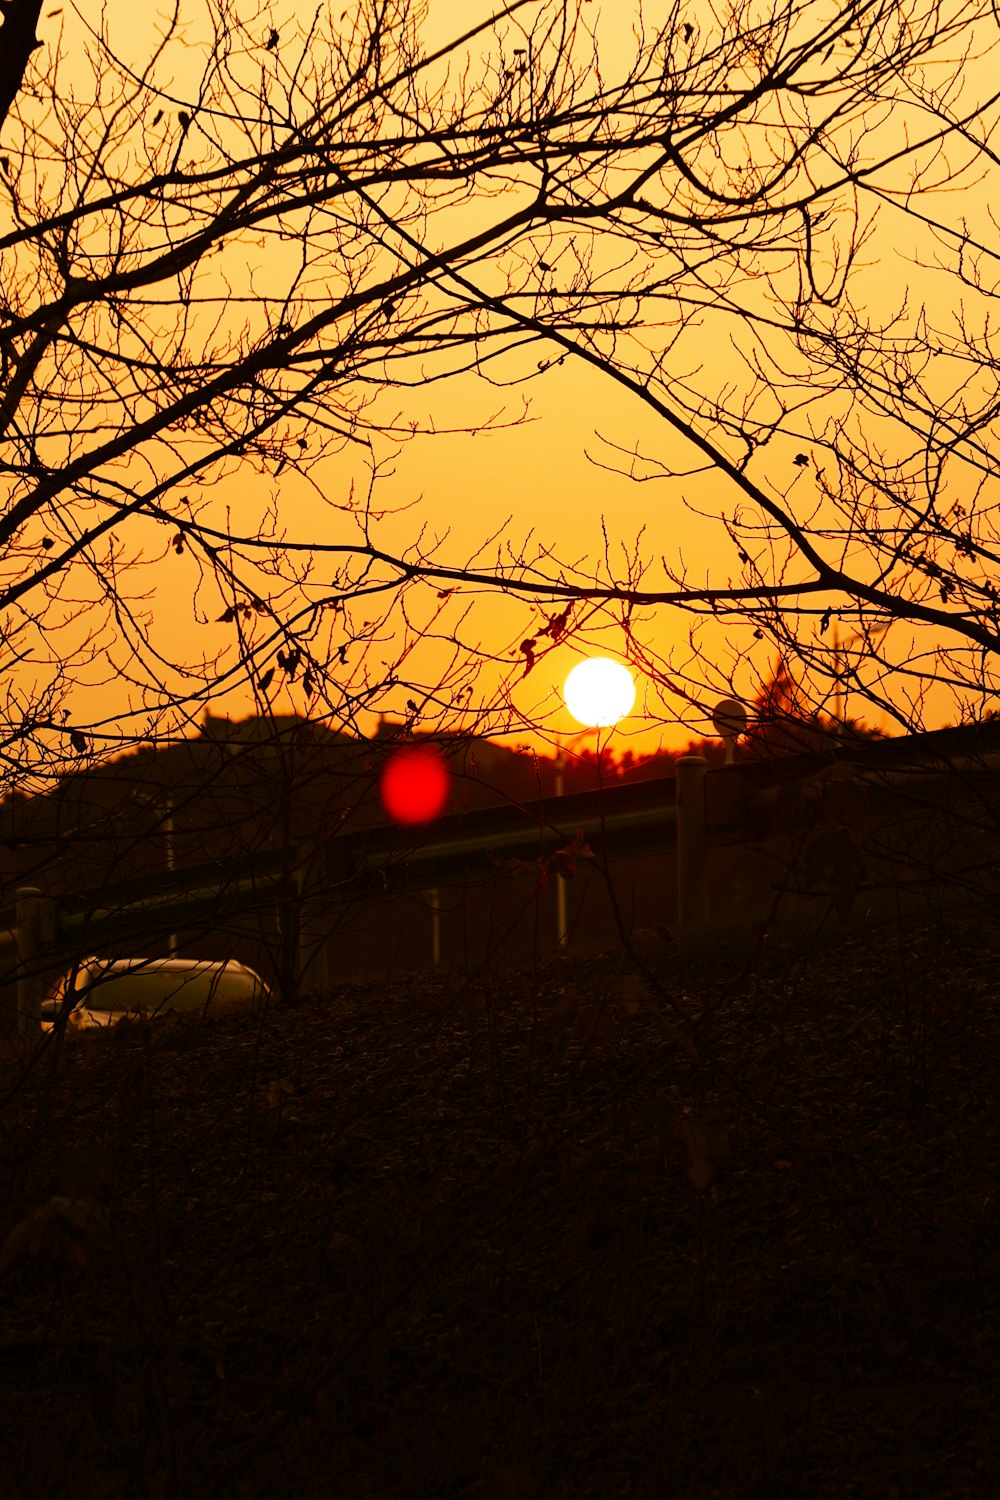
top-left (4, 20), bottom-right (1000, 1476)
top-left (431, 0), bottom-right (1000, 738)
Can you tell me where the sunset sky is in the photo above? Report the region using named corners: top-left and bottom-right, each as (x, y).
top-left (4, 0), bottom-right (999, 778)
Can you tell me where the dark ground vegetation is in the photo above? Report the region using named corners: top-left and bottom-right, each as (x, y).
top-left (0, 906), bottom-right (997, 1498)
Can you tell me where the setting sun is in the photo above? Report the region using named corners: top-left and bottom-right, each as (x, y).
top-left (563, 659), bottom-right (636, 728)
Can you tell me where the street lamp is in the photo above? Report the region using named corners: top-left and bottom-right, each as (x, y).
top-left (554, 658), bottom-right (636, 949)
top-left (712, 698), bottom-right (748, 765)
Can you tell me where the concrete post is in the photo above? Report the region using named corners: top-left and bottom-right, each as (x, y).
top-left (15, 887), bottom-right (58, 1048)
top-left (0, 925), bottom-right (20, 1059)
top-left (676, 757), bottom-right (708, 935)
top-left (554, 753), bottom-right (568, 949)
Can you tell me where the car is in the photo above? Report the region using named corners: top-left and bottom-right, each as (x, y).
top-left (40, 957), bottom-right (271, 1032)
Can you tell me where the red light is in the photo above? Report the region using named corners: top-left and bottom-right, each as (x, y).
top-left (379, 744), bottom-right (450, 826)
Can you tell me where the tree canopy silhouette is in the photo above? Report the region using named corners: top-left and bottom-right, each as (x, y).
top-left (1, 0), bottom-right (999, 793)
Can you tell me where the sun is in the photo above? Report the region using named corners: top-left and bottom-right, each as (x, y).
top-left (563, 658), bottom-right (636, 728)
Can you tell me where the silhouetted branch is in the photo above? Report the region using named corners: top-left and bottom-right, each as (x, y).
top-left (0, 0), bottom-right (42, 137)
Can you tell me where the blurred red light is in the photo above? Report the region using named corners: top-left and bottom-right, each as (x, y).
top-left (379, 744), bottom-right (450, 825)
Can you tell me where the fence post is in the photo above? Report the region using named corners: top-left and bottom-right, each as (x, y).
top-left (556, 870), bottom-right (569, 951)
top-left (676, 757), bottom-right (708, 936)
top-left (15, 887), bottom-right (58, 1048)
top-left (428, 886), bottom-right (442, 966)
top-left (295, 855), bottom-right (329, 995)
top-left (0, 924), bottom-right (20, 1059)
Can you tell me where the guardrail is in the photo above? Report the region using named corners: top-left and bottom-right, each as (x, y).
top-left (3, 715), bottom-right (1000, 1054)
top-left (0, 757), bottom-right (728, 1051)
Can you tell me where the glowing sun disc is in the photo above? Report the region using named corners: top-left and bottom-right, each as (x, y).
top-left (563, 659), bottom-right (636, 728)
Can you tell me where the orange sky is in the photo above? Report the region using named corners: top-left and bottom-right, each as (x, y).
top-left (7, 1), bottom-right (996, 772)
